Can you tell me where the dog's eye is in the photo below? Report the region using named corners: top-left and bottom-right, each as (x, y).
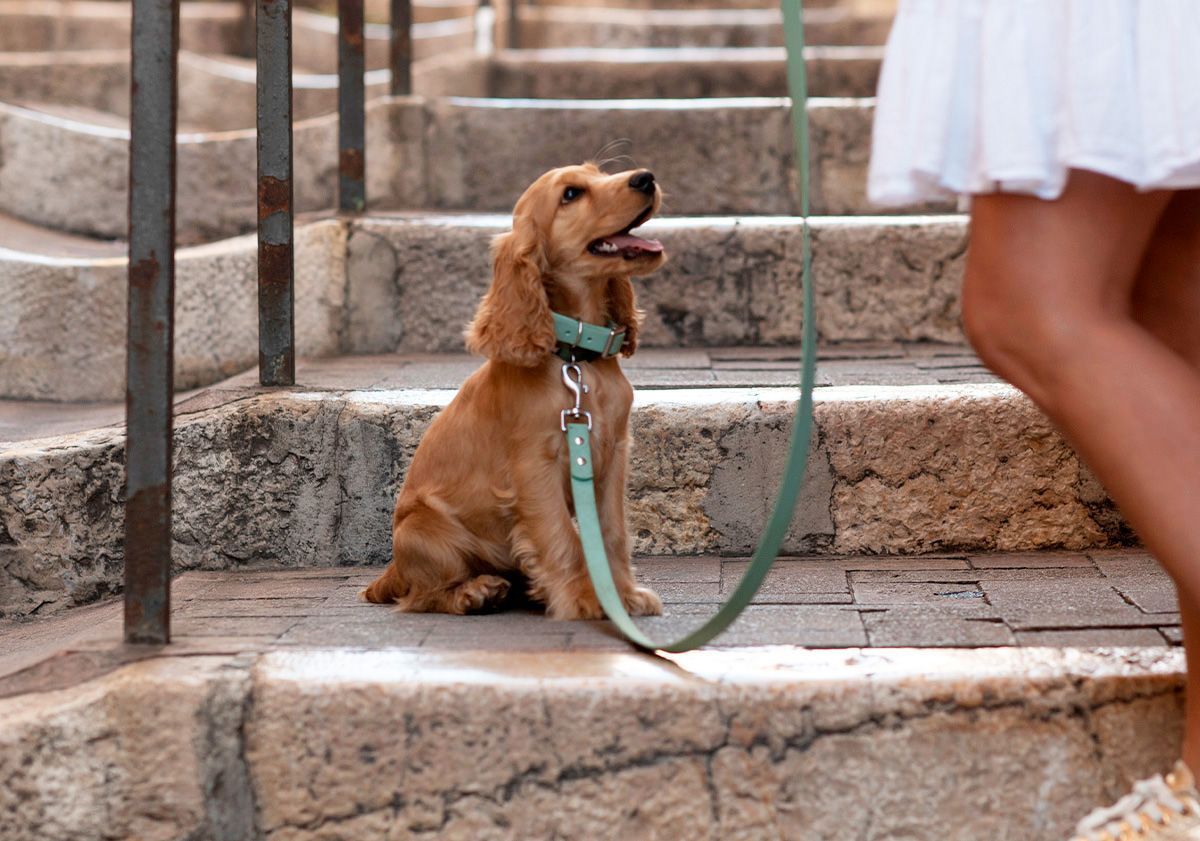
top-left (561, 186), bottom-right (585, 204)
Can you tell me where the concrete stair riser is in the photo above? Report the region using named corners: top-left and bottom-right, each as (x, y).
top-left (488, 47), bottom-right (883, 99)
top-left (293, 0), bottom-right (480, 26)
top-left (0, 2), bottom-right (475, 68)
top-left (0, 648), bottom-right (1182, 841)
top-left (502, 7), bottom-right (894, 49)
top-left (527, 0), bottom-right (896, 9)
top-left (0, 385), bottom-right (1125, 617)
top-left (347, 215), bottom-right (967, 355)
top-left (0, 48), bottom-right (881, 131)
top-left (0, 97), bottom-right (953, 242)
top-left (0, 222), bottom-right (347, 402)
top-left (0, 0), bottom-right (244, 54)
top-left (290, 10), bottom-right (477, 74)
top-left (0, 52), bottom-right (129, 118)
top-left (2, 215), bottom-right (967, 401)
top-left (385, 95), bottom-right (919, 216)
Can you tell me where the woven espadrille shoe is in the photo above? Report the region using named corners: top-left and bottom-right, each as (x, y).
top-left (1071, 762), bottom-right (1200, 840)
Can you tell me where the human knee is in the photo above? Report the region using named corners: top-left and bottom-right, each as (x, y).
top-left (960, 257), bottom-right (1093, 387)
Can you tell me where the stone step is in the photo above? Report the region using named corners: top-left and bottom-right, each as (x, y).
top-left (529, 0), bottom-right (895, 9)
top-left (1, 213), bottom-right (968, 401)
top-left (293, 0), bottom-right (478, 25)
top-left (530, 0), bottom-right (796, 8)
top-left (346, 214), bottom-right (969, 351)
top-left (502, 5), bottom-right (894, 48)
top-left (0, 348), bottom-right (1133, 618)
top-left (0, 583), bottom-right (1182, 840)
top-left (0, 552), bottom-right (1181, 664)
top-left (488, 46), bottom-right (882, 99)
top-left (0, 45), bottom-right (881, 134)
top-left (0, 0), bottom-right (242, 54)
top-left (0, 49), bottom-right (469, 133)
top-left (0, 1), bottom-right (476, 69)
top-left (0, 217), bottom-right (348, 402)
top-left (0, 96), bottom-right (947, 242)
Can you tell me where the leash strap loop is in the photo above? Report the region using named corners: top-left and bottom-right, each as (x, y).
top-left (565, 0), bottom-right (816, 652)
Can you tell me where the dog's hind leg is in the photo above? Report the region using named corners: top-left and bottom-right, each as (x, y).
top-left (362, 495), bottom-right (510, 614)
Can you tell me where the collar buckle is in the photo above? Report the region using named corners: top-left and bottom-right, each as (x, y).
top-left (601, 327), bottom-right (625, 358)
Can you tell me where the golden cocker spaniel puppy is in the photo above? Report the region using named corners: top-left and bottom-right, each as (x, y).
top-left (363, 163), bottom-right (666, 619)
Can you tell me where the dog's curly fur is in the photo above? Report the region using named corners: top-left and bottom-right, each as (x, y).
top-left (362, 164), bottom-right (666, 619)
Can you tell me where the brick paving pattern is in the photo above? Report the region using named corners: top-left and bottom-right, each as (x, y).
top-left (0, 550), bottom-right (1176, 676)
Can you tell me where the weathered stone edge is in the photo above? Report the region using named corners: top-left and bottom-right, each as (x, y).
top-left (346, 214), bottom-right (969, 355)
top-left (0, 647), bottom-right (1184, 841)
top-left (0, 384), bottom-right (1128, 617)
top-left (0, 220), bottom-right (349, 402)
top-left (0, 96), bottom-right (949, 241)
top-left (1, 214), bottom-right (967, 401)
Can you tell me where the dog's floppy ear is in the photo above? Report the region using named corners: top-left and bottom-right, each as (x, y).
top-left (607, 275), bottom-right (642, 357)
top-left (465, 213), bottom-right (557, 366)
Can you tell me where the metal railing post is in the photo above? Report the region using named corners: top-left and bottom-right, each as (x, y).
top-left (257, 0), bottom-right (296, 385)
top-left (125, 0), bottom-right (179, 645)
top-left (338, 0), bottom-right (366, 212)
top-left (389, 0), bottom-right (412, 96)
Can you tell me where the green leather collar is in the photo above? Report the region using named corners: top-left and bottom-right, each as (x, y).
top-left (551, 311), bottom-right (626, 362)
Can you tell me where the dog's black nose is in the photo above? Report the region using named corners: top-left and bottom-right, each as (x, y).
top-left (629, 170), bottom-right (656, 195)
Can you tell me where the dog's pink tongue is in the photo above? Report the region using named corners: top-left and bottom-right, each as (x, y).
top-left (605, 234), bottom-right (663, 254)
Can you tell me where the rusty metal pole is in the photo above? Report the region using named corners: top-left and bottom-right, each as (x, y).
top-left (389, 0), bottom-right (412, 96)
top-left (125, 0), bottom-right (180, 645)
top-left (257, 0), bottom-right (296, 386)
top-left (338, 0), bottom-right (366, 211)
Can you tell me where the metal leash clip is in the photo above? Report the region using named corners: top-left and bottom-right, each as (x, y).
top-left (560, 363), bottom-right (592, 431)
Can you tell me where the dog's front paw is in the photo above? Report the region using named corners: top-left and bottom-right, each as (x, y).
top-left (547, 592), bottom-right (605, 621)
top-left (622, 586), bottom-right (663, 616)
top-left (452, 575), bottom-right (512, 614)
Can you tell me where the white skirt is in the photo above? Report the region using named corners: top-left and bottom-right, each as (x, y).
top-left (867, 0), bottom-right (1200, 206)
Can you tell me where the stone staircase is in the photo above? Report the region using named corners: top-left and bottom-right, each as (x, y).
top-left (0, 1), bottom-right (1184, 839)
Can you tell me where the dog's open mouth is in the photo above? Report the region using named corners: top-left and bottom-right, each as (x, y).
top-left (587, 206), bottom-right (663, 259)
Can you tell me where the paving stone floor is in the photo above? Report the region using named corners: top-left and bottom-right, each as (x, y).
top-left (0, 342), bottom-right (998, 445)
top-left (0, 549), bottom-right (1179, 688)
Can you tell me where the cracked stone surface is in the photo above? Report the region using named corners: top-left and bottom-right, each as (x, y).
top-left (0, 645), bottom-right (1184, 841)
top-left (0, 350), bottom-right (1132, 617)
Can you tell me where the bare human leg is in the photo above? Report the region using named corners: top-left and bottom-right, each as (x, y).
top-left (962, 170), bottom-right (1200, 768)
top-left (1129, 189), bottom-right (1200, 771)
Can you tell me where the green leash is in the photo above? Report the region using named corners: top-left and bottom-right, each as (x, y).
top-left (564, 0), bottom-right (817, 652)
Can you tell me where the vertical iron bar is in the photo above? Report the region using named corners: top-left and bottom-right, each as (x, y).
top-left (125, 0), bottom-right (179, 645)
top-left (257, 0), bottom-right (296, 385)
top-left (389, 0), bottom-right (412, 96)
top-left (338, 0), bottom-right (366, 212)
